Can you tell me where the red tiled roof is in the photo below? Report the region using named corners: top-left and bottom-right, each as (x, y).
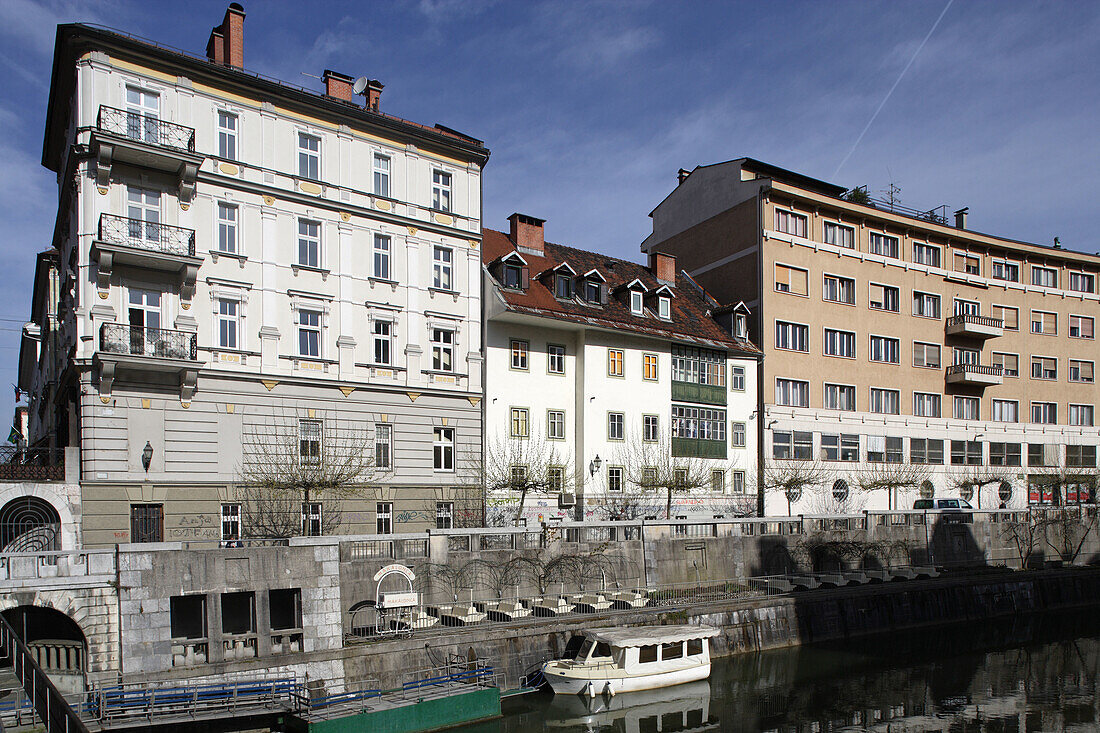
top-left (482, 228), bottom-right (761, 355)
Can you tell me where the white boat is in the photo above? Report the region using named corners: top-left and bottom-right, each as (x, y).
top-left (541, 625), bottom-right (719, 696)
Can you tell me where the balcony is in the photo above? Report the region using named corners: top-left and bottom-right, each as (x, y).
top-left (945, 363), bottom-right (1003, 386)
top-left (671, 437), bottom-right (727, 459)
top-left (96, 324), bottom-right (199, 403)
top-left (945, 314), bottom-right (1003, 339)
top-left (671, 381), bottom-right (727, 406)
top-left (91, 106), bottom-right (204, 200)
top-left (91, 214), bottom-right (202, 298)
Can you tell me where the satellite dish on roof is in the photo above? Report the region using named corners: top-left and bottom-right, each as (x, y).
top-left (352, 77), bottom-right (369, 95)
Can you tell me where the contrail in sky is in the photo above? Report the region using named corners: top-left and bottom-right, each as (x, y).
top-left (832, 0), bottom-right (954, 180)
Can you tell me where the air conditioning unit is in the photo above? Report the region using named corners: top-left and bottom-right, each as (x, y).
top-left (559, 492), bottom-right (576, 507)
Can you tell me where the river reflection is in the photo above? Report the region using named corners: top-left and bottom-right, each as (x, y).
top-left (461, 610), bottom-right (1100, 732)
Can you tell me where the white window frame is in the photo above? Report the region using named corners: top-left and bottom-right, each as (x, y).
top-left (433, 428), bottom-right (455, 471)
top-left (868, 232), bottom-right (899, 258)
top-left (375, 423), bottom-right (393, 470)
top-left (297, 308), bottom-right (322, 358)
top-left (991, 399), bottom-right (1019, 423)
top-left (823, 273), bottom-right (856, 305)
top-left (913, 291), bottom-right (941, 319)
top-left (912, 341), bottom-right (941, 369)
top-left (433, 246), bottom-right (454, 290)
top-left (630, 290), bottom-right (644, 315)
top-left (823, 221), bottom-right (854, 249)
top-left (775, 378), bottom-right (809, 408)
top-left (823, 328), bottom-right (856, 359)
top-left (1070, 359), bottom-right (1095, 384)
top-left (217, 110), bottom-right (238, 161)
top-left (953, 396), bottom-right (980, 421)
top-left (1069, 272), bottom-right (1095, 294)
top-left (297, 218), bottom-right (321, 269)
top-left (373, 153), bottom-right (391, 198)
top-left (376, 502), bottom-right (393, 534)
top-left (431, 327), bottom-right (455, 372)
top-left (298, 418), bottom-right (322, 466)
top-left (731, 365), bottom-right (746, 391)
top-left (731, 421), bottom-right (747, 447)
top-left (431, 169), bottom-right (452, 212)
top-left (868, 282), bottom-right (900, 312)
top-left (1031, 265), bottom-right (1058, 288)
top-left (297, 131), bottom-right (321, 180)
top-left (1069, 404), bottom-right (1095, 427)
top-left (1030, 402), bottom-right (1057, 425)
top-left (658, 296), bottom-right (671, 320)
top-left (510, 408), bottom-right (530, 438)
top-left (510, 339), bottom-right (529, 370)
top-left (436, 502), bottom-right (454, 530)
top-left (1069, 315), bottom-right (1094, 339)
top-left (775, 320), bottom-right (809, 352)
top-left (216, 297), bottom-right (240, 350)
top-left (870, 387), bottom-right (900, 415)
top-left (373, 234), bottom-right (391, 280)
top-left (774, 208), bottom-right (807, 237)
top-left (642, 415), bottom-right (659, 442)
top-left (869, 335), bottom-right (900, 364)
top-left (912, 242), bottom-right (941, 268)
top-left (216, 202), bottom-right (238, 255)
top-left (608, 412), bottom-right (625, 441)
top-left (913, 392), bottom-right (941, 418)
top-left (547, 410), bottom-right (566, 440)
top-left (372, 318), bottom-right (394, 366)
top-left (823, 383), bottom-right (856, 411)
top-left (547, 344), bottom-right (566, 374)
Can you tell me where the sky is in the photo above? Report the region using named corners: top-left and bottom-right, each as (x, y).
top-left (0, 0), bottom-right (1097, 431)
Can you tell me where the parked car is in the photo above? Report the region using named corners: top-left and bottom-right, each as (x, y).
top-left (913, 497), bottom-right (974, 523)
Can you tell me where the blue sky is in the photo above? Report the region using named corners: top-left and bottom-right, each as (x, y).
top-left (0, 0), bottom-right (1097, 430)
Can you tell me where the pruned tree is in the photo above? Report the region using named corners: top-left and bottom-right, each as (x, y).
top-left (758, 459), bottom-right (835, 516)
top-left (591, 483), bottom-right (662, 521)
top-left (854, 462), bottom-right (931, 510)
top-left (1000, 513), bottom-right (1044, 569)
top-left (238, 408), bottom-right (383, 538)
top-left (946, 465), bottom-right (1017, 509)
top-left (1040, 506), bottom-right (1099, 563)
top-left (804, 478), bottom-right (867, 515)
top-left (468, 434), bottom-right (574, 524)
top-left (614, 434), bottom-right (729, 520)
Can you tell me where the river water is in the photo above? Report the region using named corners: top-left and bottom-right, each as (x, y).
top-left (458, 610), bottom-right (1100, 732)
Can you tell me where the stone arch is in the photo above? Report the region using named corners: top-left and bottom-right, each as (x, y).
top-left (0, 588), bottom-right (119, 676)
top-left (0, 496), bottom-right (61, 551)
top-left (0, 483), bottom-right (79, 550)
top-left (2, 603), bottom-right (87, 693)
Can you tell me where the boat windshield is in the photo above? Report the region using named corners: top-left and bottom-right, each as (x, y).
top-left (577, 638), bottom-right (613, 661)
top-left (577, 638), bottom-right (594, 660)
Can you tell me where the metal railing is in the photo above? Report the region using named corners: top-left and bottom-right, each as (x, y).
top-left (100, 323), bottom-right (198, 361)
top-left (98, 213), bottom-right (196, 257)
top-left (946, 314), bottom-right (1004, 329)
top-left (946, 363), bottom-right (1004, 377)
top-left (96, 105), bottom-right (196, 153)
top-left (87, 676), bottom-right (299, 725)
top-left (0, 447), bottom-right (64, 482)
top-left (0, 612), bottom-right (89, 732)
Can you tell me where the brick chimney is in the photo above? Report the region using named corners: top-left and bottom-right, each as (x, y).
top-left (206, 3), bottom-right (245, 69)
top-left (323, 70), bottom-right (354, 102)
top-left (365, 80), bottom-right (384, 111)
top-left (650, 252), bottom-right (676, 284)
top-left (508, 213), bottom-right (545, 256)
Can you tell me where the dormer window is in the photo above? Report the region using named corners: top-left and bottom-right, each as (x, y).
top-left (659, 296), bottom-right (671, 321)
top-left (555, 274), bottom-right (573, 300)
top-left (503, 264), bottom-right (523, 289)
top-left (630, 290), bottom-right (644, 315)
top-left (735, 313), bottom-right (747, 338)
top-left (583, 280), bottom-right (601, 304)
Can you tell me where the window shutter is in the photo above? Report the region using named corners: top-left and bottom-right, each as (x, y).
top-left (521, 266), bottom-right (529, 290)
top-left (599, 283), bottom-right (609, 304)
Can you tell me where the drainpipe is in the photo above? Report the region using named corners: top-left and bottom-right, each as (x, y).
top-left (755, 187), bottom-right (767, 517)
top-left (115, 543), bottom-right (123, 681)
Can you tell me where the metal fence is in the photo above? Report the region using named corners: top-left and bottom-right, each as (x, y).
top-left (98, 213), bottom-right (196, 257)
top-left (97, 105), bottom-right (196, 152)
top-left (100, 323), bottom-right (198, 360)
top-left (0, 447), bottom-right (64, 482)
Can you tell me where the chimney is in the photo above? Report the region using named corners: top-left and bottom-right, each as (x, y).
top-left (365, 80), bottom-right (384, 111)
top-left (508, 213), bottom-right (545, 256)
top-left (649, 252), bottom-right (676, 284)
top-left (954, 207), bottom-right (969, 230)
top-left (323, 70), bottom-right (354, 102)
top-left (206, 4), bottom-right (245, 68)
top-left (677, 168), bottom-right (691, 185)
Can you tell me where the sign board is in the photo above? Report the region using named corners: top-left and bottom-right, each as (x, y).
top-left (381, 591), bottom-right (419, 609)
top-left (373, 563), bottom-right (416, 583)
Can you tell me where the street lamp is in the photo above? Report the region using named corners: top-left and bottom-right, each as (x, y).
top-left (141, 441), bottom-right (153, 473)
top-left (589, 454), bottom-right (602, 477)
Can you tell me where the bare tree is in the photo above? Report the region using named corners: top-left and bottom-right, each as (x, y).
top-left (1000, 512), bottom-right (1044, 569)
top-left (804, 479), bottom-right (867, 515)
top-left (238, 409), bottom-right (383, 538)
top-left (419, 485), bottom-right (484, 529)
top-left (946, 465), bottom-right (1017, 509)
top-left (1040, 506), bottom-right (1098, 564)
top-left (614, 434), bottom-right (729, 519)
top-left (468, 434), bottom-right (574, 524)
top-left (590, 483), bottom-right (662, 521)
top-left (854, 462), bottom-right (931, 510)
top-left (758, 459), bottom-right (835, 516)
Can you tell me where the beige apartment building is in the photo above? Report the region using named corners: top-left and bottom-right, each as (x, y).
top-left (643, 158), bottom-right (1100, 514)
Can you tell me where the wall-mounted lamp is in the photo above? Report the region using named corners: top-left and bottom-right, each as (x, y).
top-left (141, 441), bottom-right (153, 473)
top-left (589, 454), bottom-right (602, 477)
top-left (767, 419), bottom-right (779, 429)
top-left (749, 410), bottom-right (758, 420)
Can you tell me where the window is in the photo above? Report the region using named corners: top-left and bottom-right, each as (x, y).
top-left (217, 202), bottom-right (238, 254)
top-left (1070, 315), bottom-right (1094, 339)
top-left (373, 153), bottom-right (390, 197)
top-left (1070, 404), bottom-right (1095, 427)
top-left (1030, 402), bottom-right (1057, 425)
top-left (731, 365), bottom-right (746, 391)
top-left (608, 466), bottom-right (624, 492)
top-left (823, 328), bottom-right (855, 358)
top-left (555, 274), bottom-right (573, 300)
top-left (774, 209), bottom-right (807, 237)
top-left (510, 465), bottom-right (527, 489)
top-left (301, 502), bottom-right (322, 536)
top-left (1070, 272), bottom-right (1095, 293)
top-left (433, 428), bottom-right (454, 471)
top-left (125, 86), bottom-right (159, 142)
top-left (297, 219), bottom-right (320, 268)
top-left (954, 252), bottom-right (980, 275)
top-left (376, 502), bottom-right (393, 534)
top-left (866, 436), bottom-right (901, 463)
top-left (641, 467), bottom-right (658, 488)
top-left (431, 169), bottom-right (452, 212)
top-left (547, 410), bottom-right (566, 440)
top-left (373, 320), bottom-right (393, 365)
top-left (130, 503), bottom-right (163, 543)
top-left (869, 232), bottom-right (899, 258)
top-left (992, 305), bottom-right (1018, 330)
top-left (643, 353), bottom-right (658, 380)
top-left (431, 328), bottom-right (454, 372)
top-left (502, 263), bottom-right (523, 289)
top-left (869, 388), bottom-right (900, 415)
top-left (823, 274), bottom-right (856, 304)
top-left (510, 408), bottom-right (530, 438)
top-left (912, 242), bottom-right (941, 268)
top-left (607, 349), bottom-right (624, 377)
top-left (298, 309), bottom-right (321, 357)
top-left (583, 279), bottom-right (603, 304)
top-left (658, 296), bottom-right (671, 320)
top-left (913, 291), bottom-right (941, 318)
top-left (993, 352), bottom-right (1018, 377)
top-left (953, 396), bottom-right (980, 420)
top-left (436, 502), bottom-right (453, 530)
top-left (989, 442), bottom-right (1022, 467)
top-left (1029, 444), bottom-right (1054, 467)
top-left (127, 185), bottom-right (161, 242)
top-left (775, 379), bottom-right (809, 407)
top-left (432, 246), bottom-right (453, 290)
top-left (547, 344), bottom-right (565, 374)
top-left (510, 339), bottom-right (529, 370)
top-left (869, 335), bottom-right (900, 364)
top-left (823, 383), bottom-right (856, 411)
top-left (293, 420), bottom-right (322, 470)
top-left (913, 392), bottom-right (941, 418)
top-left (217, 298), bottom-right (239, 349)
top-left (869, 283), bottom-right (900, 312)
top-left (731, 421), bottom-right (746, 447)
top-left (710, 470), bottom-right (725, 493)
top-left (774, 321), bottom-right (809, 352)
top-left (672, 346), bottom-right (728, 387)
top-left (297, 132), bottom-right (320, 179)
top-left (221, 503), bottom-right (242, 543)
top-left (950, 440), bottom-right (983, 466)
top-left (774, 264), bottom-right (808, 295)
top-left (954, 298), bottom-right (980, 317)
top-left (374, 423), bottom-right (392, 470)
top-left (1067, 445), bottom-right (1098, 469)
top-left (913, 342), bottom-right (941, 369)
top-left (992, 399), bottom-right (1019, 423)
top-left (822, 434), bottom-right (860, 462)
top-left (823, 221), bottom-right (854, 248)
top-left (630, 290), bottom-right (644, 315)
top-left (1031, 310), bottom-right (1057, 335)
top-left (217, 110), bottom-right (237, 160)
top-left (1070, 360), bottom-right (1094, 383)
top-left (911, 438), bottom-right (944, 465)
top-left (643, 415), bottom-right (659, 442)
top-left (671, 406), bottom-right (726, 442)
top-left (992, 260), bottom-right (1019, 282)
top-left (608, 412), bottom-right (625, 441)
top-left (772, 431), bottom-right (812, 460)
top-left (547, 467), bottom-right (565, 493)
top-left (373, 234), bottom-right (391, 280)
top-left (1031, 356), bottom-right (1057, 380)
top-left (732, 471), bottom-right (745, 494)
top-left (1031, 266), bottom-right (1057, 288)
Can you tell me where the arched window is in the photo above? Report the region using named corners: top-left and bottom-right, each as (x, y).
top-left (832, 479), bottom-right (849, 503)
top-left (0, 497), bottom-right (60, 552)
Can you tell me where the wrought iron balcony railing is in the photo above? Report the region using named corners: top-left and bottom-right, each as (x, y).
top-left (96, 105), bottom-right (196, 153)
top-left (98, 214), bottom-right (196, 257)
top-left (100, 323), bottom-right (198, 361)
top-left (946, 314), bottom-right (1004, 329)
top-left (945, 363), bottom-right (1004, 377)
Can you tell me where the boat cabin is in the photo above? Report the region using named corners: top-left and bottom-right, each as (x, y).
top-left (575, 626), bottom-right (716, 673)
